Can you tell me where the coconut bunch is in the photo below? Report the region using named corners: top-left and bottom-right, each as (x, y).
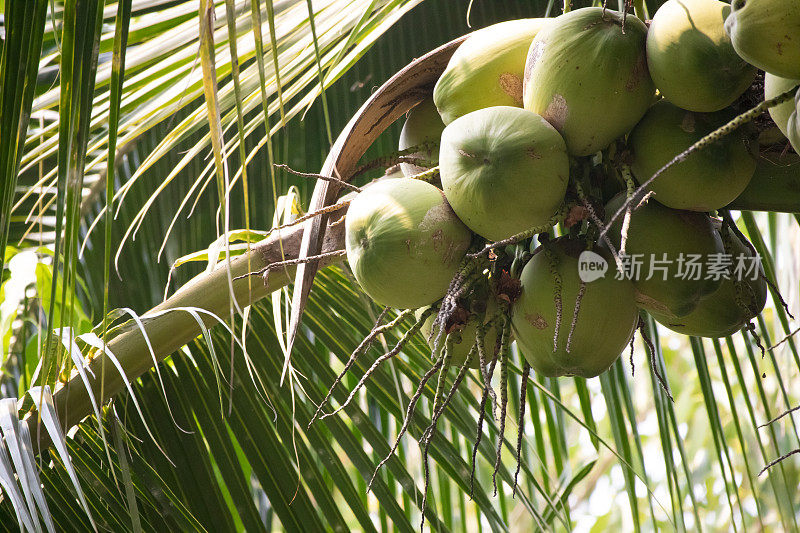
top-left (337, 3), bottom-right (798, 382)
top-left (301, 3), bottom-right (798, 523)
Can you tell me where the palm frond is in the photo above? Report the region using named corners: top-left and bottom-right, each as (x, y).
top-left (1, 0), bottom-right (799, 531)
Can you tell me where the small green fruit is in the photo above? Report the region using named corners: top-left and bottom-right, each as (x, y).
top-left (512, 238), bottom-right (639, 378)
top-left (725, 0), bottom-right (800, 78)
top-left (523, 7), bottom-right (655, 156)
top-left (629, 100), bottom-right (757, 211)
top-left (433, 18), bottom-right (549, 125)
top-left (764, 73), bottom-right (800, 138)
top-left (345, 179), bottom-right (472, 309)
top-left (646, 0), bottom-right (756, 112)
top-left (398, 98), bottom-right (445, 176)
top-left (605, 193), bottom-right (724, 318)
top-left (439, 106), bottom-right (569, 241)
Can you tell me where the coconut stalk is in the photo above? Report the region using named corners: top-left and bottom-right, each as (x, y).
top-left (22, 34), bottom-right (467, 454)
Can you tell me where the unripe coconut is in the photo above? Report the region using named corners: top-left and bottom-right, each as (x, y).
top-left (649, 223), bottom-right (766, 337)
top-left (629, 100), bottom-right (757, 211)
top-left (605, 193), bottom-right (724, 318)
top-left (433, 18), bottom-right (549, 125)
top-left (511, 238), bottom-right (639, 378)
top-left (764, 73), bottom-right (800, 138)
top-left (522, 7), bottom-right (655, 156)
top-left (787, 90), bottom-right (800, 153)
top-left (439, 106), bottom-right (569, 241)
top-left (345, 179), bottom-right (472, 309)
top-left (725, 0), bottom-right (800, 78)
top-left (399, 98), bottom-right (445, 176)
top-left (415, 297), bottom-right (500, 369)
top-left (727, 152), bottom-right (800, 212)
top-left (646, 0), bottom-right (756, 112)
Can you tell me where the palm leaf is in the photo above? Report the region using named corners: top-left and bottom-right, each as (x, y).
top-left (2, 0), bottom-right (800, 531)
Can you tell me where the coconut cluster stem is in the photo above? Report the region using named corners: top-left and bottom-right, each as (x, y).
top-left (545, 248), bottom-right (563, 352)
top-left (566, 281), bottom-right (587, 353)
top-left (235, 249), bottom-right (347, 282)
top-left (469, 208), bottom-right (568, 258)
top-left (639, 319), bottom-right (674, 401)
top-left (575, 182), bottom-right (624, 273)
top-left (470, 329), bottom-right (500, 498)
top-left (368, 351), bottom-right (445, 492)
top-left (513, 362), bottom-right (531, 498)
top-left (267, 201), bottom-right (352, 237)
top-left (423, 345), bottom-right (474, 444)
top-left (410, 166), bottom-right (440, 183)
top-left (492, 316), bottom-right (512, 496)
top-left (628, 333), bottom-right (636, 377)
top-left (351, 141), bottom-right (439, 179)
top-left (619, 165), bottom-right (636, 256)
top-left (308, 307), bottom-right (406, 428)
top-left (430, 258), bottom-right (481, 357)
top-left (759, 449), bottom-right (800, 476)
top-left (475, 320), bottom-right (498, 415)
top-left (746, 322), bottom-right (766, 357)
top-left (274, 164), bottom-right (363, 192)
top-left (720, 210), bottom-right (794, 320)
top-left (420, 337), bottom-right (468, 531)
top-left (320, 308), bottom-right (432, 420)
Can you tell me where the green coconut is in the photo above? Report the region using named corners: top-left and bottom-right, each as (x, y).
top-left (787, 90), bottom-right (800, 153)
top-left (511, 238), bottom-right (639, 378)
top-left (646, 0), bottom-right (756, 112)
top-left (345, 179), bottom-right (472, 309)
top-left (629, 100), bottom-right (757, 211)
top-left (414, 298), bottom-right (499, 369)
top-left (433, 18), bottom-right (549, 125)
top-left (764, 73), bottom-right (800, 138)
top-left (605, 193), bottom-right (724, 318)
top-left (649, 222), bottom-right (766, 337)
top-left (522, 7), bottom-right (655, 156)
top-left (439, 106), bottom-right (569, 241)
top-left (725, 0), bottom-right (800, 78)
top-left (398, 98), bottom-right (445, 176)
top-left (727, 152), bottom-right (800, 213)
